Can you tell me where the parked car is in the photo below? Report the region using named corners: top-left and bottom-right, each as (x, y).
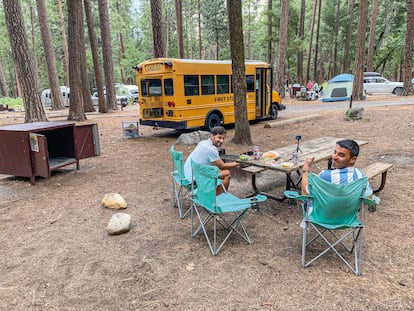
top-left (363, 76), bottom-right (404, 96)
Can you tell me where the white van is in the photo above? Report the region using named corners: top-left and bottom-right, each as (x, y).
top-left (41, 86), bottom-right (70, 107)
top-left (120, 84), bottom-right (139, 103)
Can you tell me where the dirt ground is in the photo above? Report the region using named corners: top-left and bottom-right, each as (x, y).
top-left (0, 97), bottom-right (413, 310)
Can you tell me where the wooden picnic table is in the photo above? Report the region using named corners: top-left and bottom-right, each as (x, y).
top-left (238, 137), bottom-right (368, 201)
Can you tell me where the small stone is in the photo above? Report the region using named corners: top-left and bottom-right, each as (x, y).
top-left (102, 193), bottom-right (127, 209)
top-left (107, 213), bottom-right (131, 235)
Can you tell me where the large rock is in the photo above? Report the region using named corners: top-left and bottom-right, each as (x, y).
top-left (176, 130), bottom-right (210, 145)
top-left (107, 213), bottom-right (131, 235)
top-left (102, 193), bottom-right (127, 209)
top-left (345, 106), bottom-right (364, 120)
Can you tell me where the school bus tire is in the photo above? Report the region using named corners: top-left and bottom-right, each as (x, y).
top-left (270, 103), bottom-right (279, 120)
top-left (205, 111), bottom-right (223, 131)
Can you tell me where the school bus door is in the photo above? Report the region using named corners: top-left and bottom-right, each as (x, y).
top-left (255, 68), bottom-right (270, 118)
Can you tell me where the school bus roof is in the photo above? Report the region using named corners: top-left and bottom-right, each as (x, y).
top-left (138, 58), bottom-right (270, 67)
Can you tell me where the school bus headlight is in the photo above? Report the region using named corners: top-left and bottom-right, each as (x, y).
top-left (166, 110), bottom-right (174, 117)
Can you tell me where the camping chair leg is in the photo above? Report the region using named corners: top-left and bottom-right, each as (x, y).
top-left (305, 224), bottom-right (362, 274)
top-left (305, 225), bottom-right (358, 274)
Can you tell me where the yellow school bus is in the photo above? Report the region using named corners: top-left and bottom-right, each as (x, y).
top-left (134, 58), bottom-right (284, 131)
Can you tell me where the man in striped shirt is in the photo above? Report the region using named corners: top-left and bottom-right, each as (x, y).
top-left (301, 139), bottom-right (372, 197)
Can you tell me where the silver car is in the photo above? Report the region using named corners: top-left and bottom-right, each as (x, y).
top-left (363, 76), bottom-right (404, 96)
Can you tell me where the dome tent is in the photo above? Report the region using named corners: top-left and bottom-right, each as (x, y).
top-left (321, 74), bottom-right (365, 102)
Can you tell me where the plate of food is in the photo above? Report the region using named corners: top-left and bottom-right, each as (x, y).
top-left (261, 151), bottom-right (280, 160)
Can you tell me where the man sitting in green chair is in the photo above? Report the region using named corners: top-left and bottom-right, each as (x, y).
top-left (184, 126), bottom-right (239, 194)
top-left (301, 139), bottom-right (372, 197)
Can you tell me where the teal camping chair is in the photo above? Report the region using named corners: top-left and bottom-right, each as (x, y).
top-left (169, 145), bottom-right (192, 218)
top-left (190, 160), bottom-right (267, 255)
top-left (285, 173), bottom-right (379, 275)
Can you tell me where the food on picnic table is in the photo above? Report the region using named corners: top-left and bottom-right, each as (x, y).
top-left (239, 154), bottom-right (249, 161)
top-left (281, 162), bottom-right (294, 168)
top-left (261, 151), bottom-right (280, 160)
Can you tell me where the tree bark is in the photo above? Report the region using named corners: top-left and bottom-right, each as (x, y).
top-left (67, 0), bottom-right (87, 121)
top-left (0, 60), bottom-right (9, 97)
top-left (343, 0), bottom-right (354, 72)
top-left (313, 0), bottom-right (322, 81)
top-left (305, 0), bottom-right (317, 83)
top-left (366, 0), bottom-right (378, 72)
top-left (402, 0), bottom-right (414, 95)
top-left (84, 0), bottom-right (107, 113)
top-left (3, 0), bottom-right (47, 123)
top-left (36, 0), bottom-right (65, 111)
top-left (227, 0), bottom-right (251, 145)
top-left (30, 3), bottom-right (39, 89)
top-left (175, 0), bottom-right (184, 58)
top-left (266, 0), bottom-right (273, 65)
top-left (150, 0), bottom-right (165, 58)
top-left (98, 0), bottom-right (117, 110)
top-left (352, 0), bottom-right (368, 101)
top-left (57, 0), bottom-right (70, 87)
top-left (276, 0), bottom-right (289, 98)
top-left (297, 0), bottom-right (305, 85)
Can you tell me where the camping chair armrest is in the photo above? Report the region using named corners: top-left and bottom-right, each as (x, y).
top-left (219, 194), bottom-right (267, 208)
top-left (362, 195), bottom-right (380, 206)
top-left (284, 190), bottom-right (310, 202)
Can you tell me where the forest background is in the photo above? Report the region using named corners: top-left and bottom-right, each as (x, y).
top-left (0, 0), bottom-right (413, 121)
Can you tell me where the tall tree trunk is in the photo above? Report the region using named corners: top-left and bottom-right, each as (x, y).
top-left (227, 0), bottom-right (251, 145)
top-left (276, 0), bottom-right (289, 98)
top-left (57, 0), bottom-right (70, 87)
top-left (266, 0), bottom-right (273, 65)
top-left (165, 5), bottom-right (170, 57)
top-left (84, 0), bottom-right (107, 113)
top-left (115, 1), bottom-right (126, 83)
top-left (332, 0), bottom-right (340, 76)
top-left (30, 3), bottom-right (39, 89)
top-left (67, 0), bottom-right (87, 121)
top-left (175, 0), bottom-right (184, 58)
top-left (198, 0), bottom-right (202, 59)
top-left (3, 0), bottom-right (47, 122)
top-left (150, 0), bottom-right (165, 58)
top-left (343, 0), bottom-right (354, 72)
top-left (78, 4), bottom-right (95, 113)
top-left (0, 61), bottom-right (9, 97)
top-left (313, 0), bottom-right (322, 81)
top-left (297, 0), bottom-right (305, 85)
top-left (36, 0), bottom-right (65, 111)
top-left (402, 0), bottom-right (414, 95)
top-left (366, 0), bottom-right (378, 72)
top-left (99, 0), bottom-right (117, 110)
top-left (306, 0), bottom-right (317, 83)
top-left (352, 0), bottom-right (368, 101)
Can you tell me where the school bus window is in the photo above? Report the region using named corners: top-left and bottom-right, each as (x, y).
top-left (246, 75), bottom-right (254, 92)
top-left (217, 75), bottom-right (229, 94)
top-left (184, 75), bottom-right (199, 96)
top-left (201, 75), bottom-right (215, 95)
top-left (149, 79), bottom-right (162, 96)
top-left (164, 78), bottom-right (173, 96)
top-left (140, 80), bottom-right (147, 96)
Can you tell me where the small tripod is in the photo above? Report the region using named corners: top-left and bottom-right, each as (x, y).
top-left (295, 135), bottom-right (302, 153)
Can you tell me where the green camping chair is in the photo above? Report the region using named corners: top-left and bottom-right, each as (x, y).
top-left (169, 145), bottom-right (192, 218)
top-left (285, 173), bottom-right (379, 275)
top-left (190, 160), bottom-right (267, 255)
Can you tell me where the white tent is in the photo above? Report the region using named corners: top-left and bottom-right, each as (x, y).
top-left (322, 74), bottom-right (358, 102)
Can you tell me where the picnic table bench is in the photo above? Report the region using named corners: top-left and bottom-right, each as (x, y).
top-left (363, 162), bottom-right (393, 193)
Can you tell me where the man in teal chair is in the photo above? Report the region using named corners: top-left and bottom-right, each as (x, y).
top-left (184, 126), bottom-right (239, 194)
top-left (301, 139), bottom-right (372, 197)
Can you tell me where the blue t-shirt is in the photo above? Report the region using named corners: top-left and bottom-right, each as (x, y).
top-left (184, 139), bottom-right (220, 181)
